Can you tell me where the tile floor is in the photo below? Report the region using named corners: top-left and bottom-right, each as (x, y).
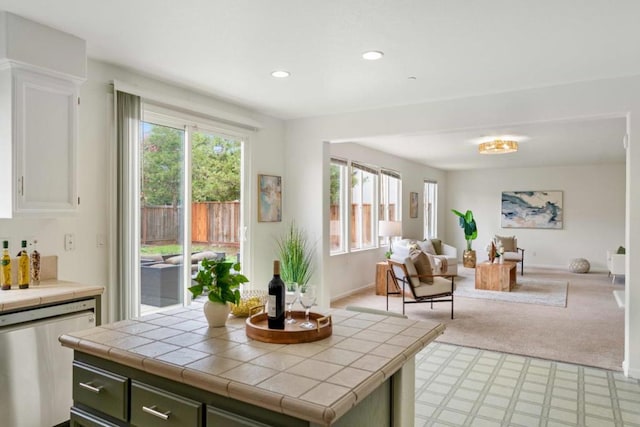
top-left (416, 343), bottom-right (640, 427)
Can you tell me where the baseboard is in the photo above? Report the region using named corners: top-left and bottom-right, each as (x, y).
top-left (623, 360), bottom-right (640, 379)
top-left (613, 290), bottom-right (625, 308)
top-left (331, 283), bottom-right (375, 302)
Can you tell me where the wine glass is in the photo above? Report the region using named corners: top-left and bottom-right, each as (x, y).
top-left (298, 284), bottom-right (317, 329)
top-left (285, 282), bottom-right (299, 324)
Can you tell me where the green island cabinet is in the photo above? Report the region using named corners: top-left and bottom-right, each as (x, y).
top-left (61, 307), bottom-right (444, 427)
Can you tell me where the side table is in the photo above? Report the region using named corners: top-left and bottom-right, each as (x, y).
top-left (375, 261), bottom-right (396, 295)
top-left (475, 261), bottom-right (517, 292)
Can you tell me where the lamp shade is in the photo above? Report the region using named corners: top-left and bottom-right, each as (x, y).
top-left (379, 220), bottom-right (402, 237)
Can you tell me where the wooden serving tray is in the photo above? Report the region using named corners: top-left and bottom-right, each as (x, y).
top-left (245, 307), bottom-right (332, 344)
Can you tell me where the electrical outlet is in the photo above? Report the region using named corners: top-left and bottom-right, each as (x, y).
top-left (532, 251), bottom-right (537, 257)
top-left (64, 233), bottom-right (75, 251)
top-left (96, 234), bottom-right (105, 248)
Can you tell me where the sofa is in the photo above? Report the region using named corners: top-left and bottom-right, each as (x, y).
top-left (393, 238), bottom-right (458, 275)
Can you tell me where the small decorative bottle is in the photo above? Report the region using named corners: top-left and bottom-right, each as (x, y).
top-left (18, 240), bottom-right (30, 289)
top-left (1, 241), bottom-right (11, 290)
top-left (30, 240), bottom-right (41, 286)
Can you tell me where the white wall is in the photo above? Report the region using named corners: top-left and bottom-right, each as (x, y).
top-left (0, 59), bottom-right (286, 323)
top-left (446, 164), bottom-right (625, 271)
top-left (327, 142), bottom-right (446, 299)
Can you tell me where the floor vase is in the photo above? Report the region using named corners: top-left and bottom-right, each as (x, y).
top-left (463, 250), bottom-right (477, 268)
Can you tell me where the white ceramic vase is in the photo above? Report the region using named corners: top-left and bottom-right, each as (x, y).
top-left (203, 300), bottom-right (230, 327)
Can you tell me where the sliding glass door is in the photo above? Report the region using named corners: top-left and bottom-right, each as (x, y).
top-left (136, 107), bottom-right (243, 315)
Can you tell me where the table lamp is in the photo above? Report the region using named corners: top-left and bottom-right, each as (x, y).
top-left (379, 220), bottom-right (402, 257)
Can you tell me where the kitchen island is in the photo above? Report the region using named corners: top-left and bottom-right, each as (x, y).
top-left (60, 303), bottom-right (444, 426)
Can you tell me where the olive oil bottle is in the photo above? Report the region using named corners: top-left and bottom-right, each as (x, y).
top-left (1, 241), bottom-right (11, 290)
top-left (18, 240), bottom-right (30, 289)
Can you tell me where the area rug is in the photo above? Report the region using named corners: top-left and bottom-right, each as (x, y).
top-left (454, 276), bottom-right (568, 307)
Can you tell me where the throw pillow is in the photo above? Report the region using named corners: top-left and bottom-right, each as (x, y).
top-left (617, 246), bottom-right (626, 255)
top-left (430, 238), bottom-right (443, 255)
top-left (410, 250), bottom-right (434, 284)
top-left (417, 239), bottom-right (436, 255)
top-left (495, 235), bottom-right (517, 253)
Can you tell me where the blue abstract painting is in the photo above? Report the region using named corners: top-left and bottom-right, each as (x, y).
top-left (501, 191), bottom-right (563, 229)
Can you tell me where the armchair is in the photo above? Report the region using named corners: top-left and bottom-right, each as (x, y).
top-left (494, 235), bottom-right (525, 275)
top-left (607, 249), bottom-right (625, 284)
top-left (386, 253), bottom-right (456, 319)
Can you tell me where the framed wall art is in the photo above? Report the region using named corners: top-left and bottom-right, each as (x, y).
top-left (258, 174), bottom-right (282, 222)
top-left (410, 192), bottom-right (419, 218)
top-left (501, 190), bottom-right (563, 229)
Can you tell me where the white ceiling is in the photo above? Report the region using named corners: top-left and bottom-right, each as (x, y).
top-left (0, 0), bottom-right (634, 169)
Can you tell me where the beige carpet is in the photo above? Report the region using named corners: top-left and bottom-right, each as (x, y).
top-left (331, 266), bottom-right (624, 371)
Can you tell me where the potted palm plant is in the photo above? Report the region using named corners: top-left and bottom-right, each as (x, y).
top-left (188, 258), bottom-right (249, 327)
top-left (452, 209), bottom-right (478, 267)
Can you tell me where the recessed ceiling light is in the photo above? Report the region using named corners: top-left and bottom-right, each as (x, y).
top-left (362, 51), bottom-right (384, 60)
top-left (271, 70), bottom-right (290, 78)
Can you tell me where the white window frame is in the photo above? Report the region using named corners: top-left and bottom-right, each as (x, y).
top-left (379, 169), bottom-right (402, 246)
top-left (350, 162), bottom-right (378, 251)
top-left (329, 158), bottom-right (348, 255)
top-left (423, 180), bottom-right (438, 239)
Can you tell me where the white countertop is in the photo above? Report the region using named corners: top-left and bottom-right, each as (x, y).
top-left (0, 280), bottom-right (104, 312)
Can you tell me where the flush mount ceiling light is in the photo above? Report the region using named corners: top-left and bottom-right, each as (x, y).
top-left (362, 50), bottom-right (384, 60)
top-left (478, 139), bottom-right (518, 154)
top-left (271, 70), bottom-right (290, 78)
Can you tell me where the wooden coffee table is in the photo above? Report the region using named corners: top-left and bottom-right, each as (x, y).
top-left (475, 261), bottom-right (517, 291)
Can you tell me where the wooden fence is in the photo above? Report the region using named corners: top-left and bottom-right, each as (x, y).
top-left (141, 202), bottom-right (240, 247)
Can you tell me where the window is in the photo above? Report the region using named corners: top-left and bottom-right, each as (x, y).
top-left (379, 169), bottom-right (402, 244)
top-left (379, 170), bottom-right (401, 221)
top-left (351, 162), bottom-right (377, 250)
top-left (424, 180), bottom-right (438, 239)
top-left (330, 158), bottom-right (348, 254)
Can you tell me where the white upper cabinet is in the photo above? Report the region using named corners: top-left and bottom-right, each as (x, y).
top-left (13, 69), bottom-right (79, 214)
top-left (0, 12), bottom-right (86, 218)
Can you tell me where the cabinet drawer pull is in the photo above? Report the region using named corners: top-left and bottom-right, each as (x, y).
top-left (142, 405), bottom-right (171, 420)
top-left (78, 381), bottom-right (103, 394)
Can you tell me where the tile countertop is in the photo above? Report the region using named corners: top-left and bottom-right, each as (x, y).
top-left (0, 280), bottom-right (105, 312)
top-left (59, 303), bottom-right (445, 425)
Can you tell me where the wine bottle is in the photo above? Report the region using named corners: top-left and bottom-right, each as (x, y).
top-left (18, 240), bottom-right (30, 289)
top-left (267, 260), bottom-right (285, 330)
top-left (1, 241), bottom-right (11, 290)
top-left (30, 240), bottom-right (41, 286)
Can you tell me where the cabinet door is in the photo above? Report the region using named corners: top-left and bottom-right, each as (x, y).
top-left (131, 380), bottom-right (203, 427)
top-left (70, 407), bottom-right (123, 427)
top-left (13, 69), bottom-right (78, 214)
top-left (73, 361), bottom-right (129, 422)
top-left (206, 406), bottom-right (272, 427)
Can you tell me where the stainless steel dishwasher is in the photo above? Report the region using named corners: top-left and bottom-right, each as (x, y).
top-left (0, 298), bottom-right (97, 427)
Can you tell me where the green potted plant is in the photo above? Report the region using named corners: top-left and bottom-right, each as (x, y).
top-left (276, 221), bottom-right (316, 285)
top-left (188, 257), bottom-right (249, 327)
top-left (452, 209), bottom-right (478, 267)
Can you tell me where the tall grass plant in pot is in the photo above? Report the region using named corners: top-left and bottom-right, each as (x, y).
top-left (276, 221), bottom-right (316, 287)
